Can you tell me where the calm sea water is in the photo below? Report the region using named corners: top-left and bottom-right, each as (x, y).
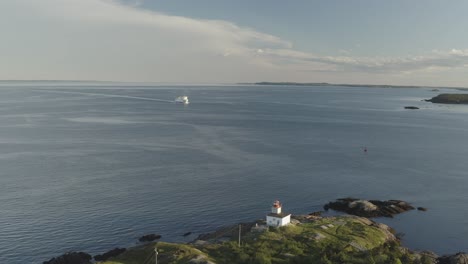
top-left (1, 83), bottom-right (467, 263)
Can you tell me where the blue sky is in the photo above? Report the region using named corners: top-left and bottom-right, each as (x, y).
top-left (139, 0), bottom-right (468, 56)
top-left (1, 0), bottom-right (468, 86)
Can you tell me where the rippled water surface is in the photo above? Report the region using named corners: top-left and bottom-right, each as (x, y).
top-left (1, 83), bottom-right (468, 263)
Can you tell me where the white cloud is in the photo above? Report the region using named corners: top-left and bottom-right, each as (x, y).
top-left (0, 0), bottom-right (467, 86)
top-left (0, 0), bottom-right (291, 82)
top-left (258, 48), bottom-right (468, 74)
top-left (120, 0), bottom-right (145, 7)
top-left (338, 49), bottom-right (351, 54)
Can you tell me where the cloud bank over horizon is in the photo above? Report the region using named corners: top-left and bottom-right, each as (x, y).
top-left (1, 0), bottom-right (468, 86)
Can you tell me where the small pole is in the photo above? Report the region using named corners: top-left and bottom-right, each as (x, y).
top-left (154, 246), bottom-right (158, 264)
top-left (238, 224), bottom-right (241, 247)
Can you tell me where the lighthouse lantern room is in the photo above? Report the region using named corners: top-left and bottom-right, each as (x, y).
top-left (266, 200), bottom-right (291, 227)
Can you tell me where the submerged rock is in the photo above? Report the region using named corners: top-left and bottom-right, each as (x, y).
top-left (438, 252), bottom-right (468, 264)
top-left (417, 207), bottom-right (428, 211)
top-left (43, 252), bottom-right (92, 264)
top-left (93, 248), bottom-right (126, 261)
top-left (138, 233), bottom-right (162, 242)
top-left (324, 198), bottom-right (415, 218)
top-left (308, 211), bottom-right (323, 216)
top-left (404, 106), bottom-right (420, 109)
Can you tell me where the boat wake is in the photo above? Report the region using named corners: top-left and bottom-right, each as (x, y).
top-left (34, 89), bottom-right (174, 103)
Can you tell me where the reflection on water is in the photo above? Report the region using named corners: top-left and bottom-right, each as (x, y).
top-left (0, 84), bottom-right (468, 263)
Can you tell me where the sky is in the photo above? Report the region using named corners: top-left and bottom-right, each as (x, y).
top-left (1, 0), bottom-right (468, 86)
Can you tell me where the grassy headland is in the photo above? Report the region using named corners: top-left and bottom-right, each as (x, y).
top-left (98, 215), bottom-right (432, 264)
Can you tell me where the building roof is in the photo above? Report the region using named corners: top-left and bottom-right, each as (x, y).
top-left (267, 213), bottom-right (291, 218)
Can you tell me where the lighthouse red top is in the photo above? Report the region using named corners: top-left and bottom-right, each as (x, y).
top-left (272, 200), bottom-right (282, 208)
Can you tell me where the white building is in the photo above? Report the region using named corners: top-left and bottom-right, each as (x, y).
top-left (266, 200), bottom-right (291, 227)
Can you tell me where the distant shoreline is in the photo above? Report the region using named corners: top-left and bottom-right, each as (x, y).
top-left (1, 80), bottom-right (467, 90)
top-left (244, 81), bottom-right (468, 90)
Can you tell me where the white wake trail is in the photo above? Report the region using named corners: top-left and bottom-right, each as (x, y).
top-left (35, 89), bottom-right (174, 103)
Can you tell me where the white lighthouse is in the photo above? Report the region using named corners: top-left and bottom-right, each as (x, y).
top-left (266, 200), bottom-right (291, 227)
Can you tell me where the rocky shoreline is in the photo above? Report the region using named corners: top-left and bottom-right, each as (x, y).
top-left (323, 198), bottom-right (416, 218)
top-left (43, 198), bottom-right (467, 264)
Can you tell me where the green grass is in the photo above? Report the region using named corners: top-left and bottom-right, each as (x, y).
top-left (199, 216), bottom-right (405, 263)
top-left (99, 242), bottom-right (213, 264)
top-left (99, 216), bottom-right (421, 264)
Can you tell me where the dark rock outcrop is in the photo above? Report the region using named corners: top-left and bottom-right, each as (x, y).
top-left (308, 211), bottom-right (323, 216)
top-left (138, 234), bottom-right (161, 242)
top-left (426, 94), bottom-right (468, 104)
top-left (404, 106), bottom-right (419, 109)
top-left (438, 252), bottom-right (468, 264)
top-left (324, 198), bottom-right (415, 218)
top-left (43, 252), bottom-right (92, 264)
top-left (413, 251), bottom-right (439, 264)
top-left (93, 248), bottom-right (126, 262)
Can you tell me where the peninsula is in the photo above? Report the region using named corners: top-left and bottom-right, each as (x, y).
top-left (43, 199), bottom-right (467, 264)
top-left (96, 215), bottom-right (425, 264)
top-left (425, 94), bottom-right (468, 104)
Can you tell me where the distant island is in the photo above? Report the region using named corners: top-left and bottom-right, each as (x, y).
top-left (426, 94), bottom-right (468, 104)
top-left (251, 82), bottom-right (428, 89)
top-left (241, 82), bottom-right (468, 90)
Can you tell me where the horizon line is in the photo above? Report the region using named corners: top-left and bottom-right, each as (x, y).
top-left (1, 79), bottom-right (467, 90)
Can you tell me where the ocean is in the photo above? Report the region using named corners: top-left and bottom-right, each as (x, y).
top-left (0, 83), bottom-right (467, 263)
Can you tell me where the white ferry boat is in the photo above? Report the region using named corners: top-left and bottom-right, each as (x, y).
top-left (175, 96), bottom-right (189, 104)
